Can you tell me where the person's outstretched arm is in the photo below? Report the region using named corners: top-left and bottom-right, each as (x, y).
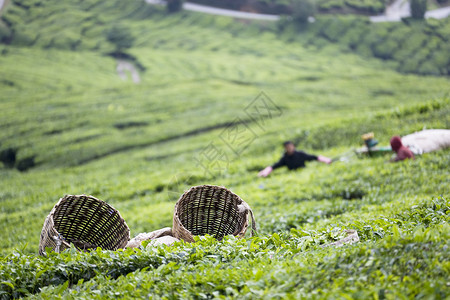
top-left (258, 166), bottom-right (273, 177)
top-left (258, 156), bottom-right (285, 177)
top-left (302, 152), bottom-right (332, 164)
top-left (317, 155), bottom-right (332, 164)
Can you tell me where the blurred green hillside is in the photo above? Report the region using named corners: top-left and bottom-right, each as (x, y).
top-left (0, 0), bottom-right (449, 298)
top-left (1, 0), bottom-right (449, 76)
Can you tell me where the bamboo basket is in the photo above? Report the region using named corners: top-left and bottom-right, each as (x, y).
top-left (173, 185), bottom-right (256, 243)
top-left (39, 195), bottom-right (130, 256)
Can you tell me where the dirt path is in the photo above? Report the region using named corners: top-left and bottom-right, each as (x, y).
top-left (146, 0), bottom-right (450, 22)
top-left (145, 0), bottom-right (280, 20)
top-left (183, 2), bottom-right (279, 20)
top-left (116, 60), bottom-right (141, 84)
top-left (425, 6), bottom-right (450, 19)
top-left (370, 0), bottom-right (410, 22)
top-left (370, 0), bottom-right (450, 22)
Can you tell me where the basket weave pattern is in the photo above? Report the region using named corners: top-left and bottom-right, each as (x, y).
top-left (173, 185), bottom-right (256, 242)
top-left (39, 195), bottom-right (130, 255)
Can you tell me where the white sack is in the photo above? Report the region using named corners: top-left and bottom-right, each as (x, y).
top-left (402, 129), bottom-right (450, 154)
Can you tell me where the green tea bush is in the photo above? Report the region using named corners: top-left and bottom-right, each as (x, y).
top-left (297, 15), bottom-right (450, 75)
top-left (292, 0), bottom-right (315, 24)
top-left (52, 33), bottom-right (81, 51)
top-left (0, 22), bottom-right (11, 42)
top-left (388, 25), bottom-right (414, 44)
top-left (105, 25), bottom-right (135, 53)
top-left (400, 32), bottom-right (428, 54)
top-left (428, 51), bottom-right (450, 75)
top-left (410, 0), bottom-right (427, 19)
top-left (167, 0), bottom-right (184, 13)
top-left (372, 39), bottom-right (398, 59)
top-left (2, 198), bottom-right (447, 298)
top-left (345, 0), bottom-right (385, 14)
top-left (10, 26), bottom-right (36, 46)
top-left (416, 61), bottom-right (441, 76)
top-left (319, 16), bottom-right (351, 42)
top-left (316, 0), bottom-right (386, 14)
top-left (318, 0), bottom-right (345, 9)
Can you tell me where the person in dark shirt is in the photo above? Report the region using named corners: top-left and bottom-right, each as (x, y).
top-left (258, 141), bottom-right (332, 177)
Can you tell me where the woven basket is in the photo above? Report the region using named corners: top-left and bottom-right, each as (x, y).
top-left (39, 195), bottom-right (130, 256)
top-left (173, 185), bottom-right (256, 243)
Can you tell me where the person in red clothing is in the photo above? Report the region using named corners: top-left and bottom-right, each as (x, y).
top-left (390, 136), bottom-right (414, 162)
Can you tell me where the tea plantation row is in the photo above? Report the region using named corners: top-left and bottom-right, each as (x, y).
top-left (279, 15), bottom-right (450, 76)
top-left (1, 193), bottom-right (448, 298)
top-left (0, 100), bottom-right (449, 298)
top-left (1, 0), bottom-right (450, 75)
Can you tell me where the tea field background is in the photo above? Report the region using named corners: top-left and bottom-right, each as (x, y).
top-left (0, 0), bottom-right (449, 298)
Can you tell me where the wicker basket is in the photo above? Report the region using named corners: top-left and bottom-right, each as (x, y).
top-left (173, 185), bottom-right (256, 243)
top-left (39, 195), bottom-right (130, 256)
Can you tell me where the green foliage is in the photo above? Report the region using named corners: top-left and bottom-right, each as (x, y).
top-left (304, 15), bottom-right (450, 75)
top-left (167, 0), bottom-right (184, 13)
top-left (292, 0), bottom-right (315, 25)
top-left (1, 0), bottom-right (156, 51)
top-left (348, 0), bottom-right (384, 13)
top-left (316, 0), bottom-right (386, 14)
top-left (105, 24), bottom-right (135, 53)
top-left (1, 199), bottom-right (448, 298)
top-left (0, 21), bottom-right (11, 43)
top-left (0, 0), bottom-right (449, 298)
top-left (410, 0), bottom-right (427, 19)
top-left (2, 0), bottom-right (449, 76)
top-left (0, 95), bottom-right (449, 297)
